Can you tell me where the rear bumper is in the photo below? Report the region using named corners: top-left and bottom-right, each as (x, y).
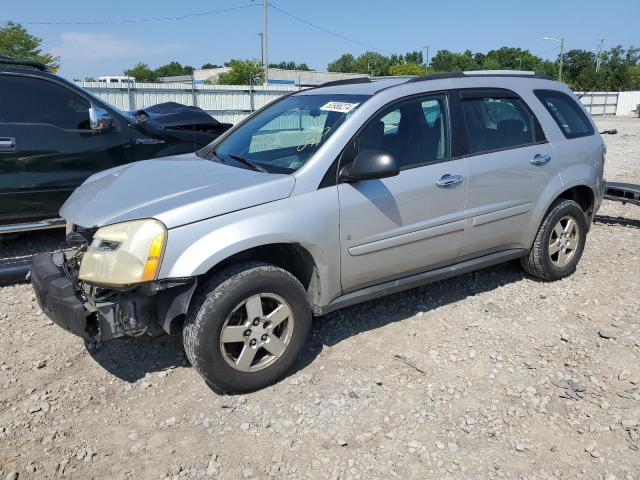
top-left (31, 252), bottom-right (91, 339)
top-left (31, 252), bottom-right (196, 342)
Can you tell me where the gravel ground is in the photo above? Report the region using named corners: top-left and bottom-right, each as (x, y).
top-left (1, 117), bottom-right (639, 480)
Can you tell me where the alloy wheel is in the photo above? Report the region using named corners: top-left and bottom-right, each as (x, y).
top-left (549, 214), bottom-right (580, 268)
top-left (219, 293), bottom-right (294, 372)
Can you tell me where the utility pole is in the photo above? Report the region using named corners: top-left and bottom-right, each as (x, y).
top-left (262, 0), bottom-right (268, 85)
top-left (516, 57), bottom-right (522, 70)
top-left (543, 37), bottom-right (564, 82)
top-left (596, 38), bottom-right (604, 73)
top-left (559, 38), bottom-right (564, 82)
top-left (258, 32), bottom-right (264, 74)
top-left (422, 45), bottom-right (430, 74)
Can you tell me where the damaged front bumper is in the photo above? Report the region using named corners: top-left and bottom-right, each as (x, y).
top-left (31, 252), bottom-right (195, 342)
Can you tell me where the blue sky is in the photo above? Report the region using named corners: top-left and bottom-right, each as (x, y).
top-left (6, 0), bottom-right (639, 80)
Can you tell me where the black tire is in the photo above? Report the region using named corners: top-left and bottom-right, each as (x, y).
top-left (183, 261), bottom-right (312, 393)
top-left (521, 199), bottom-right (587, 281)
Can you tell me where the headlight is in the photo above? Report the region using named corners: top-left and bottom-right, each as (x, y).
top-left (79, 219), bottom-right (166, 286)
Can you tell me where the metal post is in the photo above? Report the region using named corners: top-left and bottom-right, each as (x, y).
top-left (249, 80), bottom-right (255, 113)
top-left (558, 38), bottom-right (564, 82)
top-left (422, 45), bottom-right (430, 73)
top-left (263, 0), bottom-right (268, 85)
top-left (127, 80), bottom-right (136, 111)
top-left (191, 72), bottom-right (198, 107)
top-left (596, 38), bottom-right (604, 73)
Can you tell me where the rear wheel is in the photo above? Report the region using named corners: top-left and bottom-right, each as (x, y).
top-left (183, 262), bottom-right (312, 393)
top-left (521, 199), bottom-right (587, 281)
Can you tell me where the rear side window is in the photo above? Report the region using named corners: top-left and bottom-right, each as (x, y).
top-left (0, 75), bottom-right (91, 129)
top-left (534, 89), bottom-right (594, 139)
top-left (460, 94), bottom-right (542, 154)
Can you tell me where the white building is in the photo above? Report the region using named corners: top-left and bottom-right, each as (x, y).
top-left (160, 67), bottom-right (369, 86)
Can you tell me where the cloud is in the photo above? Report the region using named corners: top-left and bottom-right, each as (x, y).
top-left (51, 32), bottom-right (183, 62)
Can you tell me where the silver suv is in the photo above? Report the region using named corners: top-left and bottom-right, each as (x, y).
top-left (31, 71), bottom-right (606, 393)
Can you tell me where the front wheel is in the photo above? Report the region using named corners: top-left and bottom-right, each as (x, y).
top-left (183, 262), bottom-right (312, 393)
top-left (521, 199), bottom-right (588, 281)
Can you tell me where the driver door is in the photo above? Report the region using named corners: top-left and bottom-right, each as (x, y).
top-left (338, 93), bottom-right (467, 292)
top-left (0, 74), bottom-right (130, 223)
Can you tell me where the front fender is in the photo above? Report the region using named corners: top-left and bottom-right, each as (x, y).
top-left (158, 188), bottom-right (341, 307)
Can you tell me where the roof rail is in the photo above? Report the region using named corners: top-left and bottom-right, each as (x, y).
top-left (405, 70), bottom-right (552, 84)
top-left (0, 55), bottom-right (47, 71)
top-left (317, 77), bottom-right (372, 88)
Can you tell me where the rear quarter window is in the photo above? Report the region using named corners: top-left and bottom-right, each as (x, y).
top-left (534, 89), bottom-right (594, 139)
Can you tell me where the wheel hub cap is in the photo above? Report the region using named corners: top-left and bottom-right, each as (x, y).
top-left (549, 215), bottom-right (580, 268)
top-left (219, 293), bottom-right (294, 373)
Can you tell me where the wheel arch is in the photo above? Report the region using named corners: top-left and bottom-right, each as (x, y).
top-left (198, 242), bottom-right (322, 313)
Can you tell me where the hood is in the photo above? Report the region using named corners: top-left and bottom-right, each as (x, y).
top-left (60, 153), bottom-right (295, 229)
top-left (134, 102), bottom-right (225, 129)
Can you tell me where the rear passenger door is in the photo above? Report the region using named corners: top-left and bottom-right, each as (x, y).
top-left (456, 88), bottom-right (557, 260)
top-left (338, 92), bottom-right (467, 292)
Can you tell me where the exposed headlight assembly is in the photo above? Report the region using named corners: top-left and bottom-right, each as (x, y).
top-left (78, 219), bottom-right (166, 287)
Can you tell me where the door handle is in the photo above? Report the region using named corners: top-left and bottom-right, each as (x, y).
top-left (0, 137), bottom-right (16, 152)
top-left (436, 174), bottom-right (463, 187)
top-left (531, 154), bottom-right (551, 166)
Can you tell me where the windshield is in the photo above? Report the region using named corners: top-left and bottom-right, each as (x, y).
top-left (210, 93), bottom-right (370, 173)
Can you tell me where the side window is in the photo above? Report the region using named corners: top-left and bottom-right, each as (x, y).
top-left (0, 75), bottom-right (90, 130)
top-left (534, 89), bottom-right (594, 139)
top-left (461, 94), bottom-right (538, 154)
top-left (355, 94), bottom-right (450, 170)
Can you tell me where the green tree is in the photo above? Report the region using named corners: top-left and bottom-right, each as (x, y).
top-left (389, 62), bottom-right (425, 76)
top-left (201, 62), bottom-right (221, 69)
top-left (124, 63), bottom-right (158, 82)
top-left (561, 49), bottom-right (597, 90)
top-left (269, 61), bottom-right (311, 71)
top-left (353, 51), bottom-right (391, 76)
top-left (218, 59), bottom-right (264, 85)
top-left (154, 61), bottom-right (193, 78)
top-left (430, 49), bottom-right (477, 72)
top-left (403, 50), bottom-right (424, 65)
top-left (0, 21), bottom-right (60, 71)
top-left (328, 53), bottom-right (356, 73)
top-left (482, 47), bottom-right (542, 70)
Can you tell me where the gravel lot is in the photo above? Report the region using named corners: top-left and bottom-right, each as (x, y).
top-left (1, 117), bottom-right (639, 480)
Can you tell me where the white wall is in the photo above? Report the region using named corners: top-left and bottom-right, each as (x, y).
top-left (616, 91), bottom-right (640, 116)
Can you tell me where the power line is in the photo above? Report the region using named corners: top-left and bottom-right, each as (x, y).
top-left (8, 4), bottom-right (258, 25)
top-left (532, 45), bottom-right (561, 58)
top-left (268, 2), bottom-right (392, 55)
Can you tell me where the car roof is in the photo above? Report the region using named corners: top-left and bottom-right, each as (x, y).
top-left (299, 70), bottom-right (555, 97)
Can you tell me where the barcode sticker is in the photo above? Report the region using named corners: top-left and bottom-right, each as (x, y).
top-left (320, 101), bottom-right (360, 113)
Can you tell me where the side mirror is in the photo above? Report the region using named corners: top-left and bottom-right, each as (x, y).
top-left (89, 107), bottom-right (114, 132)
top-left (339, 149), bottom-right (399, 182)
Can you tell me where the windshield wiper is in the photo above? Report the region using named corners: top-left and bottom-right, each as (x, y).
top-left (209, 150), bottom-right (227, 164)
top-left (227, 154), bottom-right (268, 173)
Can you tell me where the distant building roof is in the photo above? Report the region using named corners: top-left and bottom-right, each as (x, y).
top-left (191, 67), bottom-right (369, 86)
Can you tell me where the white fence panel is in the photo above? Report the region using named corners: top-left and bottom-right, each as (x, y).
top-left (578, 92), bottom-right (619, 116)
top-left (75, 81), bottom-right (300, 124)
top-left (616, 91), bottom-right (640, 116)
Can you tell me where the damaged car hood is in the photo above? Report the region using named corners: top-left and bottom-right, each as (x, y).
top-left (134, 102), bottom-right (227, 130)
top-left (60, 153), bottom-right (295, 229)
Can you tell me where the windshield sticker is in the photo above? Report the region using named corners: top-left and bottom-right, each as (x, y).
top-left (320, 101), bottom-right (360, 113)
